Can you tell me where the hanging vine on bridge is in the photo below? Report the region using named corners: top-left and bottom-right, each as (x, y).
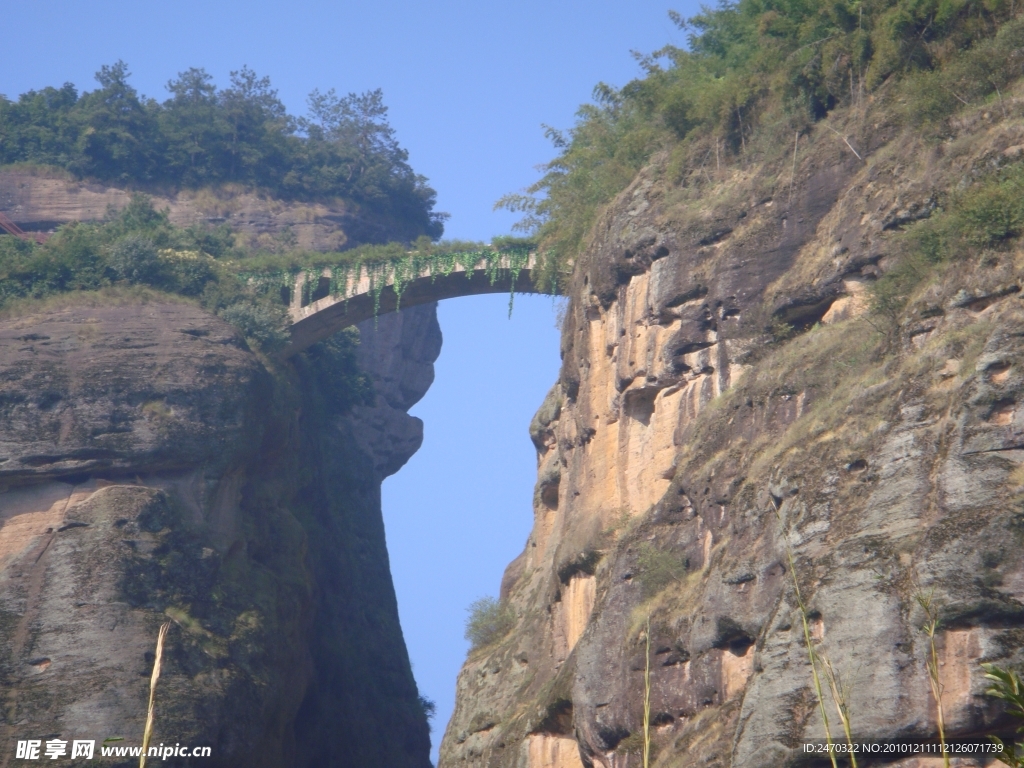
top-left (241, 245), bottom-right (545, 322)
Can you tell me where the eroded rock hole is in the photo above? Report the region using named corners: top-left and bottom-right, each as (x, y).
top-left (988, 361), bottom-right (1012, 384)
top-left (698, 228), bottom-right (733, 246)
top-left (624, 387), bottom-right (659, 426)
top-left (807, 611), bottom-right (825, 640)
top-left (988, 399), bottom-right (1016, 426)
top-left (534, 699), bottom-right (574, 736)
top-left (557, 550), bottom-right (602, 584)
top-left (773, 296), bottom-right (835, 331)
top-left (540, 478), bottom-right (560, 510)
top-left (596, 725), bottom-right (630, 751)
top-left (36, 391), bottom-right (62, 410)
top-left (728, 635), bottom-right (755, 655)
top-left (664, 285), bottom-right (708, 308)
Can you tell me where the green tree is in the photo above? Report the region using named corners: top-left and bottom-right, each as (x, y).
top-left (0, 84), bottom-right (80, 166)
top-left (499, 1), bottom-right (1022, 268)
top-left (0, 63), bottom-right (445, 243)
top-left (73, 61), bottom-right (158, 182)
top-left (108, 234), bottom-right (160, 284)
top-left (160, 68), bottom-right (225, 184)
top-left (220, 67), bottom-right (291, 184)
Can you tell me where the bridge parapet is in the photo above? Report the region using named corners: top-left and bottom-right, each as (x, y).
top-left (275, 250), bottom-right (556, 358)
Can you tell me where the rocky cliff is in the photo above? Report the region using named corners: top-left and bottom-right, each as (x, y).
top-left (0, 295), bottom-right (441, 767)
top-left (0, 170), bottom-right (406, 250)
top-left (440, 92), bottom-right (1024, 766)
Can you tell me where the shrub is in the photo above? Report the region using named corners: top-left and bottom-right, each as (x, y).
top-left (418, 695), bottom-right (437, 726)
top-left (109, 234), bottom-right (160, 284)
top-left (958, 169), bottom-right (1024, 246)
top-left (636, 543), bottom-right (687, 598)
top-left (305, 328), bottom-right (375, 413)
top-left (464, 596), bottom-right (515, 650)
top-left (219, 300), bottom-right (290, 351)
top-left (157, 249), bottom-right (217, 295)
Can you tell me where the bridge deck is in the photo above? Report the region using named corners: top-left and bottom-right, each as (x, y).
top-left (282, 253), bottom-right (554, 357)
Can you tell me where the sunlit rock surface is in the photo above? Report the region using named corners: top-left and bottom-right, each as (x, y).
top-left (440, 111), bottom-right (1024, 767)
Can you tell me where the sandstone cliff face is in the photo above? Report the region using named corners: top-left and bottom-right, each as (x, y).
top-left (440, 101), bottom-right (1024, 767)
top-left (0, 170), bottom-right (408, 250)
top-left (0, 297), bottom-right (440, 767)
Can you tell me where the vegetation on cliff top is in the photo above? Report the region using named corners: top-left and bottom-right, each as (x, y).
top-left (0, 193), bottom-right (538, 349)
top-left (0, 62), bottom-right (445, 241)
top-left (0, 195), bottom-right (293, 346)
top-left (501, 0), bottom-right (1024, 278)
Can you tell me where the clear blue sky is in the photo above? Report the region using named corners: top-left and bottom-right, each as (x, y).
top-left (2, 1), bottom-right (700, 761)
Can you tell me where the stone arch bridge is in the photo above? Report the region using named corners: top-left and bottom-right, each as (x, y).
top-left (281, 252), bottom-right (558, 357)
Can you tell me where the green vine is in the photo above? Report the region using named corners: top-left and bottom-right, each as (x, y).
top-left (329, 262), bottom-right (352, 314)
top-left (303, 266), bottom-right (319, 306)
top-left (243, 246), bottom-right (556, 323)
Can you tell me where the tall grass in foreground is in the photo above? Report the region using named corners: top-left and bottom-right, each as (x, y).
top-left (915, 590), bottom-right (949, 768)
top-left (820, 657), bottom-right (857, 768)
top-left (140, 622), bottom-right (171, 768)
top-left (643, 616), bottom-right (651, 768)
top-left (770, 498), bottom-right (841, 768)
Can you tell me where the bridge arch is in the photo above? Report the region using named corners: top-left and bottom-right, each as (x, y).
top-left (280, 252), bottom-right (559, 357)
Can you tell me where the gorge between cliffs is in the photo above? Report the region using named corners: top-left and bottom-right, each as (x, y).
top-left (6, 50), bottom-right (1024, 768)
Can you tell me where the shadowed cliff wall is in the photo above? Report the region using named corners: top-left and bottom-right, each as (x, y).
top-left (0, 296), bottom-right (440, 767)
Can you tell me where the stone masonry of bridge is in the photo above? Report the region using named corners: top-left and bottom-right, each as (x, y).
top-left (283, 253), bottom-right (555, 357)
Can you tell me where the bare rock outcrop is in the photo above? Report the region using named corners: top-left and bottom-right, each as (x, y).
top-left (0, 171), bottom-right (410, 250)
top-left (0, 302), bottom-right (264, 483)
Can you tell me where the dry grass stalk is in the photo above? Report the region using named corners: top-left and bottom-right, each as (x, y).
top-left (643, 616), bottom-right (651, 768)
top-left (788, 131), bottom-right (799, 205)
top-left (770, 497), bottom-right (839, 768)
top-left (916, 591), bottom-right (950, 768)
top-left (824, 124), bottom-right (863, 161)
top-left (140, 622), bottom-right (171, 768)
top-left (821, 656), bottom-right (858, 768)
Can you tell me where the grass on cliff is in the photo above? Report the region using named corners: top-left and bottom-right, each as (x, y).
top-left (871, 157), bottom-right (1024, 320)
top-left (500, 1), bottom-right (1024, 279)
top-left (0, 284), bottom-right (196, 321)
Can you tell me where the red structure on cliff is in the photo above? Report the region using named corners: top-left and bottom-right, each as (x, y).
top-left (0, 211), bottom-right (48, 243)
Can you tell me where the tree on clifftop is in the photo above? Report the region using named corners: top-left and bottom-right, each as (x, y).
top-left (0, 62), bottom-right (445, 242)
